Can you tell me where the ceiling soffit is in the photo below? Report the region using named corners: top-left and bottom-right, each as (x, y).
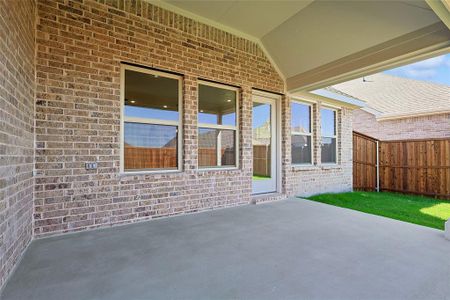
top-left (153, 0), bottom-right (449, 92)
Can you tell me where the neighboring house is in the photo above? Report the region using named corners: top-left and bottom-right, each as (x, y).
top-left (330, 73), bottom-right (450, 140)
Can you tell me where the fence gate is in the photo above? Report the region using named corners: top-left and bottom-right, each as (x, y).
top-left (353, 131), bottom-right (378, 191)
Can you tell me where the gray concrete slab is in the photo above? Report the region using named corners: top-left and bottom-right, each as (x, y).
top-left (2, 198), bottom-right (450, 300)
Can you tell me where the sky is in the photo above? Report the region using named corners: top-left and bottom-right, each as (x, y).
top-left (383, 53), bottom-right (450, 86)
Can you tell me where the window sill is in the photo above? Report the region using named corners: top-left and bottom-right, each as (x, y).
top-left (291, 164), bottom-right (317, 171)
top-left (197, 167), bottom-right (240, 172)
top-left (319, 163), bottom-right (342, 170)
top-left (291, 163), bottom-right (342, 171)
top-left (119, 169), bottom-right (182, 177)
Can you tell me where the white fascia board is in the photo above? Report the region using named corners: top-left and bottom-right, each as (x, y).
top-left (308, 89), bottom-right (366, 108)
top-left (147, 0), bottom-right (286, 82)
top-left (361, 106), bottom-right (383, 117)
top-left (376, 109), bottom-right (450, 121)
top-left (360, 106), bottom-right (450, 121)
top-left (291, 91), bottom-right (365, 109)
top-left (426, 0), bottom-right (450, 30)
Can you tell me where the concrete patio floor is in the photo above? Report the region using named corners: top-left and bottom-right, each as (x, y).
top-left (2, 198), bottom-right (450, 300)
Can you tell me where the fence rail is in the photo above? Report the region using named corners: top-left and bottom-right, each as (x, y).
top-left (353, 132), bottom-right (450, 200)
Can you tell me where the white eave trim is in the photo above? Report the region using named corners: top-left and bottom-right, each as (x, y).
top-left (306, 89), bottom-right (366, 108)
top-left (358, 105), bottom-right (450, 121)
top-left (425, 0), bottom-right (450, 30)
top-left (361, 106), bottom-right (383, 117)
top-left (376, 109), bottom-right (450, 121)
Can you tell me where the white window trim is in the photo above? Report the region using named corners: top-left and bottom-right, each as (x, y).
top-left (320, 106), bottom-right (338, 165)
top-left (291, 100), bottom-right (314, 166)
top-left (120, 64), bottom-right (183, 174)
top-left (197, 80), bottom-right (240, 170)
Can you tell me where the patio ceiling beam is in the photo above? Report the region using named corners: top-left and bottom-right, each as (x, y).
top-left (286, 22), bottom-right (450, 93)
top-left (426, 0), bottom-right (450, 30)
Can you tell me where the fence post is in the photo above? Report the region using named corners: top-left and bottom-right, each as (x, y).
top-left (376, 140), bottom-right (380, 192)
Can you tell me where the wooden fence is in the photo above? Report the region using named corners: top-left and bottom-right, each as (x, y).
top-left (379, 139), bottom-right (450, 199)
top-left (253, 145), bottom-right (271, 176)
top-left (198, 147), bottom-right (235, 166)
top-left (125, 146), bottom-right (177, 170)
top-left (125, 146), bottom-right (235, 169)
top-left (353, 132), bottom-right (450, 199)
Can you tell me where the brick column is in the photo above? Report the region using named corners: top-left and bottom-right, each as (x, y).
top-left (314, 103), bottom-right (321, 165)
top-left (281, 94), bottom-right (292, 195)
top-left (183, 74), bottom-right (198, 173)
top-left (240, 85), bottom-right (253, 197)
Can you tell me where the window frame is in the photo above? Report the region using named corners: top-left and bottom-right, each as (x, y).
top-left (291, 100), bottom-right (314, 166)
top-left (120, 64), bottom-right (183, 174)
top-left (320, 106), bottom-right (338, 165)
top-left (197, 80), bottom-right (240, 170)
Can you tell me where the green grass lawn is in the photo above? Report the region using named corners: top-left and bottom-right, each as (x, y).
top-left (252, 175), bottom-right (271, 180)
top-left (305, 192), bottom-right (450, 230)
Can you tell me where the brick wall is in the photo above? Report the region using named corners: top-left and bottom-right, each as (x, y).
top-left (0, 0), bottom-right (36, 288)
top-left (34, 0), bottom-right (286, 236)
top-left (353, 109), bottom-right (450, 140)
top-left (33, 0), bottom-right (354, 238)
top-left (284, 100), bottom-right (353, 197)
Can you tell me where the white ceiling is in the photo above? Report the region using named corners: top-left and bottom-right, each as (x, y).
top-left (157, 0), bottom-right (447, 90)
top-left (165, 0), bottom-right (313, 38)
top-left (262, 0), bottom-right (440, 77)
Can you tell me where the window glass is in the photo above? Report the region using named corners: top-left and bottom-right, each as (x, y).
top-left (253, 103), bottom-right (271, 136)
top-left (291, 101), bottom-right (313, 165)
top-left (220, 130), bottom-right (236, 166)
top-left (291, 102), bottom-right (310, 133)
top-left (291, 135), bottom-right (312, 164)
top-left (321, 108), bottom-right (335, 136)
top-left (321, 137), bottom-right (336, 163)
top-left (198, 128), bottom-right (216, 167)
top-left (122, 67), bottom-right (181, 172)
top-left (253, 102), bottom-right (272, 177)
top-left (198, 128), bottom-right (235, 167)
top-left (320, 108), bottom-right (337, 163)
top-left (198, 82), bottom-right (238, 168)
top-left (198, 84), bottom-right (236, 126)
top-left (124, 69), bottom-right (179, 121)
top-left (124, 123), bottom-right (177, 170)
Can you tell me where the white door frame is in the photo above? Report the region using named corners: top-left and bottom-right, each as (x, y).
top-left (252, 90), bottom-right (281, 195)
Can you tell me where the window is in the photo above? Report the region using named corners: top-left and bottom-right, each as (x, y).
top-left (121, 64), bottom-right (182, 172)
top-left (198, 81), bottom-right (238, 168)
top-left (291, 101), bottom-right (313, 164)
top-left (321, 107), bottom-right (337, 164)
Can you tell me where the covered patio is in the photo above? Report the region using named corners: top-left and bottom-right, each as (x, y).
top-left (2, 199), bottom-right (449, 300)
top-left (2, 0), bottom-right (450, 296)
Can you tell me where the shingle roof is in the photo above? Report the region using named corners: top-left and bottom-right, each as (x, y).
top-left (329, 73), bottom-right (450, 119)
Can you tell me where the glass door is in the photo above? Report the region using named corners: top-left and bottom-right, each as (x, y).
top-left (252, 96), bottom-right (277, 194)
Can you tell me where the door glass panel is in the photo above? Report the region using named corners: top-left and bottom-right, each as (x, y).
top-left (252, 102), bottom-right (272, 180)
